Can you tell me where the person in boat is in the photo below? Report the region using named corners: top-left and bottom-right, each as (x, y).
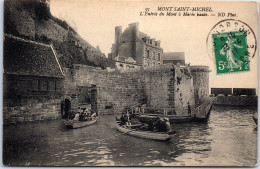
top-left (73, 113), bottom-right (80, 121)
top-left (85, 108), bottom-right (92, 117)
top-left (90, 111), bottom-right (97, 118)
top-left (79, 108), bottom-right (86, 121)
top-left (147, 119), bottom-right (155, 131)
top-left (119, 111), bottom-right (131, 126)
top-left (153, 117), bottom-right (172, 133)
top-left (164, 118), bottom-right (172, 133)
top-left (88, 108), bottom-right (97, 120)
top-left (82, 108), bottom-right (97, 120)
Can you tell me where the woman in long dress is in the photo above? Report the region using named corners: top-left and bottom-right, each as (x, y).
top-left (220, 35), bottom-right (243, 71)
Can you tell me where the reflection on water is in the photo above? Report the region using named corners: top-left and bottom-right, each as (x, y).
top-left (3, 106), bottom-right (257, 166)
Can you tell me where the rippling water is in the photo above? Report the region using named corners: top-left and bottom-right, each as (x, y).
top-left (3, 106), bottom-right (257, 166)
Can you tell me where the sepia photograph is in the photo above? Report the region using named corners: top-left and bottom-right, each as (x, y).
top-left (2, 0), bottom-right (259, 166)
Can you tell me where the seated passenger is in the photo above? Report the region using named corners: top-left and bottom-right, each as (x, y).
top-left (147, 119), bottom-right (155, 131)
top-left (154, 117), bottom-right (172, 133)
top-left (79, 108), bottom-right (87, 121)
top-left (85, 108), bottom-right (92, 117)
top-left (119, 114), bottom-right (127, 126)
top-left (91, 112), bottom-right (97, 117)
top-left (74, 113), bottom-right (80, 121)
top-left (119, 112), bottom-right (131, 126)
top-left (164, 118), bottom-right (172, 133)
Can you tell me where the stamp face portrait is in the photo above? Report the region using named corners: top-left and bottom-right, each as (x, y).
top-left (206, 19), bottom-right (257, 74)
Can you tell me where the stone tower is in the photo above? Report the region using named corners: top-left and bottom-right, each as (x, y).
top-left (190, 66), bottom-right (211, 107)
top-left (114, 26), bottom-right (122, 57)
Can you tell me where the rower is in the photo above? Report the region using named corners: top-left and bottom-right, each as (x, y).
top-left (90, 109), bottom-right (97, 120)
top-left (119, 111), bottom-right (131, 126)
top-left (164, 118), bottom-right (172, 133)
top-left (125, 111), bottom-right (131, 126)
top-left (154, 117), bottom-right (172, 133)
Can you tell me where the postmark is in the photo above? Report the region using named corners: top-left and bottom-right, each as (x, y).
top-left (206, 19), bottom-right (257, 74)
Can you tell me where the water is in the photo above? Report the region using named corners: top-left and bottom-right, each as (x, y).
top-left (3, 106), bottom-right (257, 166)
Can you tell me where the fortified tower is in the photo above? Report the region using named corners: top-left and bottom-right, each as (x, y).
top-left (190, 66), bottom-right (211, 107)
top-left (114, 26), bottom-right (122, 57)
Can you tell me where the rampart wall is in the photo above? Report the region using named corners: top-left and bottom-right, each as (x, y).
top-left (191, 66), bottom-right (210, 107)
top-left (63, 64), bottom-right (146, 114)
top-left (3, 64), bottom-right (210, 124)
top-left (214, 96), bottom-right (258, 106)
top-left (3, 75), bottom-right (63, 124)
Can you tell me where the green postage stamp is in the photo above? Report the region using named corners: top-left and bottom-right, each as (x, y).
top-left (212, 31), bottom-right (249, 74)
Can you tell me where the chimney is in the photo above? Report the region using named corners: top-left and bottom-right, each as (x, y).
top-left (115, 26), bottom-right (122, 57)
top-left (128, 22), bottom-right (139, 60)
top-left (157, 40), bottom-right (161, 47)
top-left (96, 46), bottom-right (101, 52)
top-left (142, 37), bottom-right (147, 43)
top-left (151, 38), bottom-right (155, 45)
top-left (147, 36), bottom-right (150, 44)
top-left (128, 22), bottom-right (139, 32)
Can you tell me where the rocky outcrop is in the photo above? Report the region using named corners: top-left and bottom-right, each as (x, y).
top-left (4, 0), bottom-right (110, 69)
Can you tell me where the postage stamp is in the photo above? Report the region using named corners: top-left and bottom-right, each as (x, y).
top-left (206, 19), bottom-right (257, 74)
top-left (212, 31), bottom-right (249, 74)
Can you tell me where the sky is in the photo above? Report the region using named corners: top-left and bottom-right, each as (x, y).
top-left (50, 0), bottom-right (258, 93)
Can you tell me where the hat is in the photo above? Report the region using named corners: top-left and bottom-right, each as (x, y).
top-left (66, 96), bottom-right (71, 100)
top-left (163, 117), bottom-right (169, 121)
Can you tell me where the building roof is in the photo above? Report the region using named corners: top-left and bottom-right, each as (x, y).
top-left (125, 57), bottom-right (136, 64)
top-left (114, 55), bottom-right (141, 65)
top-left (114, 55), bottom-right (125, 62)
top-left (4, 34), bottom-right (65, 78)
top-left (162, 52), bottom-right (185, 61)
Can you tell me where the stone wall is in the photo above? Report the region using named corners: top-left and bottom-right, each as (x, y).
top-left (174, 66), bottom-right (195, 115)
top-left (214, 96), bottom-right (258, 106)
top-left (65, 64), bottom-right (198, 116)
top-left (143, 64), bottom-right (195, 115)
top-left (191, 66), bottom-right (210, 107)
top-left (63, 65), bottom-right (146, 114)
top-left (3, 64), bottom-right (210, 124)
top-left (3, 74), bottom-right (63, 124)
top-left (4, 0), bottom-right (109, 69)
top-left (143, 67), bottom-right (173, 110)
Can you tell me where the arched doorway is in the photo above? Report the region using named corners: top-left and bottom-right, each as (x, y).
top-left (77, 85), bottom-right (98, 115)
top-left (61, 97), bottom-right (71, 119)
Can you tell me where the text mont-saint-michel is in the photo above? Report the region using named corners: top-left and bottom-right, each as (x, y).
top-left (157, 7), bottom-right (213, 12)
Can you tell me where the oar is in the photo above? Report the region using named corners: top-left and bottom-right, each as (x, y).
top-left (97, 130), bottom-right (132, 143)
top-left (167, 131), bottom-right (176, 135)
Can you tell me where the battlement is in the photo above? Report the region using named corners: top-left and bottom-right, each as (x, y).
top-left (190, 65), bottom-right (211, 72)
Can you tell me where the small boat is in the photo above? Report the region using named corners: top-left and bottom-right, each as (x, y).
top-left (63, 117), bottom-right (98, 129)
top-left (252, 113), bottom-right (258, 124)
top-left (116, 122), bottom-right (172, 141)
top-left (137, 114), bottom-right (193, 123)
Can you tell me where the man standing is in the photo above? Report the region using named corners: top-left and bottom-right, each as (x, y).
top-left (187, 102), bottom-right (191, 116)
top-left (64, 97), bottom-right (71, 119)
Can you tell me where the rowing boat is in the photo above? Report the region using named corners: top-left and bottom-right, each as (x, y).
top-left (137, 114), bottom-right (193, 123)
top-left (116, 123), bottom-right (171, 141)
top-left (63, 117), bottom-right (98, 129)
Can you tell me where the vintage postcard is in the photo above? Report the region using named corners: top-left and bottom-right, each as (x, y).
top-left (2, 0), bottom-right (258, 167)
